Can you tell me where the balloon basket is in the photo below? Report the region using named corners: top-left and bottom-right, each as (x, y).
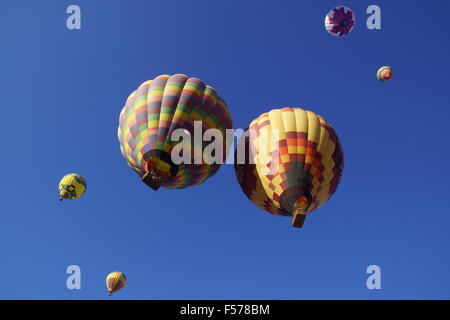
top-left (141, 171), bottom-right (161, 191)
top-left (292, 213), bottom-right (306, 228)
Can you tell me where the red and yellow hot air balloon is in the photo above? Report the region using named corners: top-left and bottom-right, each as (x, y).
top-left (118, 74), bottom-right (233, 190)
top-left (377, 66), bottom-right (393, 82)
top-left (234, 107), bottom-right (344, 228)
top-left (106, 271), bottom-right (126, 296)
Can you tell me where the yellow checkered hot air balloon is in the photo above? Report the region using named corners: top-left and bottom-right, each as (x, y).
top-left (234, 107), bottom-right (344, 228)
top-left (58, 173), bottom-right (86, 201)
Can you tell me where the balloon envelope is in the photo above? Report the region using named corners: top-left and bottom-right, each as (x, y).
top-left (58, 173), bottom-right (86, 201)
top-left (377, 66), bottom-right (393, 81)
top-left (106, 271), bottom-right (126, 296)
top-left (325, 6), bottom-right (355, 37)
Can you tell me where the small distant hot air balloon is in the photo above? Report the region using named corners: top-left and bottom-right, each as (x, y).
top-left (234, 108), bottom-right (344, 228)
top-left (325, 6), bottom-right (355, 37)
top-left (106, 271), bottom-right (126, 296)
top-left (58, 173), bottom-right (86, 201)
top-left (377, 66), bottom-right (393, 82)
top-left (118, 74), bottom-right (233, 191)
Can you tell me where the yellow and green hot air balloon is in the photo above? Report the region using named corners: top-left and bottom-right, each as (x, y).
top-left (106, 271), bottom-right (126, 296)
top-left (118, 74), bottom-right (233, 191)
top-left (58, 173), bottom-right (86, 201)
top-left (234, 107), bottom-right (344, 228)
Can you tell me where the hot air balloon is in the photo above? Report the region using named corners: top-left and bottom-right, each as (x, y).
top-left (58, 173), bottom-right (86, 201)
top-left (377, 66), bottom-right (393, 82)
top-left (325, 6), bottom-right (355, 37)
top-left (106, 271), bottom-right (126, 296)
top-left (118, 74), bottom-right (233, 191)
top-left (234, 108), bottom-right (344, 228)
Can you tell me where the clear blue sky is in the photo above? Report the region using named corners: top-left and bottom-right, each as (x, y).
top-left (1, 0), bottom-right (449, 299)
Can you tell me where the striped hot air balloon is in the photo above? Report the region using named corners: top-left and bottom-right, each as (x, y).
top-left (118, 74), bottom-right (233, 190)
top-left (325, 6), bottom-right (355, 37)
top-left (377, 66), bottom-right (393, 82)
top-left (58, 173), bottom-right (86, 201)
top-left (106, 271), bottom-right (126, 296)
top-left (234, 107), bottom-right (344, 228)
